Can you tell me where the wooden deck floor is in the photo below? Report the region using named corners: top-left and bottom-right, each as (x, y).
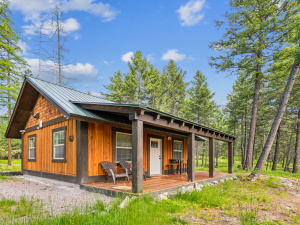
top-left (84, 171), bottom-right (230, 195)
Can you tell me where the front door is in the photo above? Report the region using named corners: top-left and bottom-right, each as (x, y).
top-left (150, 138), bottom-right (162, 175)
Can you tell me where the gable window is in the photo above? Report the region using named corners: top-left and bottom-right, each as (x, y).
top-left (28, 134), bottom-right (36, 161)
top-left (173, 140), bottom-right (183, 159)
top-left (52, 126), bottom-right (66, 162)
top-left (116, 132), bottom-right (132, 162)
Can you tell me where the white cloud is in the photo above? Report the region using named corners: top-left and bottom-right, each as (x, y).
top-left (176, 0), bottom-right (205, 26)
top-left (23, 17), bottom-right (80, 36)
top-left (103, 60), bottom-right (109, 65)
top-left (121, 52), bottom-right (134, 63)
top-left (25, 58), bottom-right (98, 82)
top-left (10, 0), bottom-right (118, 23)
top-left (90, 91), bottom-right (104, 98)
top-left (161, 49), bottom-right (186, 61)
top-left (18, 40), bottom-right (29, 55)
top-left (73, 33), bottom-right (81, 40)
top-left (146, 54), bottom-right (155, 63)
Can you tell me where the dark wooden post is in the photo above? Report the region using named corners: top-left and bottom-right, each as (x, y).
top-left (228, 141), bottom-right (233, 173)
top-left (188, 133), bottom-right (195, 182)
top-left (209, 138), bottom-right (215, 177)
top-left (76, 121), bottom-right (89, 185)
top-left (132, 119), bottom-right (143, 193)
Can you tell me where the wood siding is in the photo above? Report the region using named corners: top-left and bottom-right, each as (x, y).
top-left (87, 122), bottom-right (188, 176)
top-left (26, 94), bottom-right (63, 129)
top-left (23, 120), bottom-right (77, 176)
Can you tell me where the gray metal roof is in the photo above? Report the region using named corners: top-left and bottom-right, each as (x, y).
top-left (26, 77), bottom-right (114, 120)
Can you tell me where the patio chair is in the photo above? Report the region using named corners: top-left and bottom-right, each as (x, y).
top-left (100, 161), bottom-right (129, 185)
top-left (118, 161), bottom-right (147, 181)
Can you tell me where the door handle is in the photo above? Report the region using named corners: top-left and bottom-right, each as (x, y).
top-left (159, 156), bottom-right (161, 159)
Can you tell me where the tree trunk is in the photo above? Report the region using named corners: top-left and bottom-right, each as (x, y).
top-left (243, 109), bottom-right (247, 169)
top-left (241, 117), bottom-right (245, 165)
top-left (251, 49), bottom-right (300, 181)
top-left (293, 107), bottom-right (300, 173)
top-left (284, 130), bottom-right (294, 171)
top-left (246, 54), bottom-right (262, 169)
top-left (272, 124), bottom-right (281, 171)
top-left (7, 52), bottom-right (11, 167)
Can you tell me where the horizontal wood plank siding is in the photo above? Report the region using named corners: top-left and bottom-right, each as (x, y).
top-left (23, 120), bottom-right (77, 176)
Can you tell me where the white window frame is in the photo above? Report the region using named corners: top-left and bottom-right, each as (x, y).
top-left (116, 132), bottom-right (132, 163)
top-left (173, 140), bottom-right (183, 159)
top-left (28, 136), bottom-right (36, 160)
top-left (53, 130), bottom-right (65, 160)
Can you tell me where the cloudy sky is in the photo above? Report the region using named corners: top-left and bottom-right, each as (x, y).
top-left (9, 0), bottom-right (235, 106)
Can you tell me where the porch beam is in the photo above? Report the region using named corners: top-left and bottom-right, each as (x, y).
top-left (129, 113), bottom-right (234, 142)
top-left (131, 119), bottom-right (144, 193)
top-left (209, 138), bottom-right (215, 178)
top-left (187, 133), bottom-right (195, 182)
top-left (228, 141), bottom-right (233, 173)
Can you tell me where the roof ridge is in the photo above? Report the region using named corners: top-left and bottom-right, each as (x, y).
top-left (26, 76), bottom-right (106, 100)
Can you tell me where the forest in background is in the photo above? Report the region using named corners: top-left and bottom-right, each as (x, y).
top-left (0, 0), bottom-right (299, 178)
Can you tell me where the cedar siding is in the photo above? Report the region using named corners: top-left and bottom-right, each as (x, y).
top-left (23, 120), bottom-right (77, 176)
top-left (87, 122), bottom-right (188, 176)
top-left (26, 94), bottom-right (64, 129)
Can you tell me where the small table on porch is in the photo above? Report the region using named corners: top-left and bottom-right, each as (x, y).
top-left (169, 159), bottom-right (187, 175)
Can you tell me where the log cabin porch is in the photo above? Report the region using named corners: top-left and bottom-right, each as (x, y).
top-left (81, 171), bottom-right (234, 196)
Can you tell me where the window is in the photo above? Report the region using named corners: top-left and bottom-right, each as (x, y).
top-left (52, 127), bottom-right (66, 162)
top-left (28, 134), bottom-right (36, 161)
top-left (173, 140), bottom-right (183, 159)
top-left (151, 141), bottom-right (158, 148)
top-left (116, 132), bottom-right (132, 162)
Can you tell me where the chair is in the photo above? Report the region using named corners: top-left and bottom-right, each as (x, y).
top-left (100, 161), bottom-right (129, 185)
top-left (118, 161), bottom-right (147, 181)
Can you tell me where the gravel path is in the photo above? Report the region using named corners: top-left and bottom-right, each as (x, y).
top-left (0, 175), bottom-right (112, 215)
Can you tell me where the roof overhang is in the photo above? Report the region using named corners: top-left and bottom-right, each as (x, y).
top-left (73, 102), bottom-right (236, 142)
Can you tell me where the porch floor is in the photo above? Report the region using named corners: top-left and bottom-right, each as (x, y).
top-left (81, 171), bottom-right (233, 196)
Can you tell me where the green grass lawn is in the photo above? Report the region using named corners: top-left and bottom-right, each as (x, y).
top-left (4, 176), bottom-right (299, 225)
top-left (0, 159), bottom-right (21, 172)
top-left (195, 156), bottom-right (300, 180)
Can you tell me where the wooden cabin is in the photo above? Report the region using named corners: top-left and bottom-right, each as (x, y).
top-left (6, 77), bottom-right (235, 193)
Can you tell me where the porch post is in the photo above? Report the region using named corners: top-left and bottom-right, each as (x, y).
top-left (228, 141), bottom-right (233, 173)
top-left (187, 133), bottom-right (195, 182)
top-left (209, 138), bottom-right (215, 177)
top-left (132, 119), bottom-right (143, 193)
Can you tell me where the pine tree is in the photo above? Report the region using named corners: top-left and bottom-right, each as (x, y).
top-left (161, 60), bottom-right (187, 116)
top-left (209, 0), bottom-right (300, 169)
top-left (103, 71), bottom-right (126, 103)
top-left (0, 0), bottom-right (26, 166)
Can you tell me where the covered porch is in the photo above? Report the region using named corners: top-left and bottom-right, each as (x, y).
top-left (81, 171), bottom-right (234, 196)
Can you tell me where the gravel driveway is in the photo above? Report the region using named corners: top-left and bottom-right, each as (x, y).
top-left (0, 175), bottom-right (112, 215)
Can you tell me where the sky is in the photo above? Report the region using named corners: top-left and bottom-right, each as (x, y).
top-left (8, 0), bottom-right (236, 107)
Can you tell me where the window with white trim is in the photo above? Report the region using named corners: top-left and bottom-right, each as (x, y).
top-left (53, 128), bottom-right (66, 161)
top-left (173, 140), bottom-right (183, 159)
top-left (116, 132), bottom-right (132, 162)
top-left (28, 135), bottom-right (36, 160)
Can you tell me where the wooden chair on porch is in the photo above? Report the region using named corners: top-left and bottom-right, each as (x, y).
top-left (100, 161), bottom-right (129, 185)
top-left (118, 161), bottom-right (147, 181)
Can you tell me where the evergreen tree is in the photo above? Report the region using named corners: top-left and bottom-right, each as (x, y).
top-left (209, 0), bottom-right (300, 169)
top-left (186, 70), bottom-right (215, 126)
top-left (103, 71), bottom-right (126, 103)
top-left (0, 0), bottom-right (26, 166)
top-left (161, 60), bottom-right (187, 116)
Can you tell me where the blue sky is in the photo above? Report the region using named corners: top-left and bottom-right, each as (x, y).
top-left (10, 0), bottom-right (235, 106)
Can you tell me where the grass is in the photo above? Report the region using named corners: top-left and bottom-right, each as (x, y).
top-left (5, 177), bottom-right (292, 225)
top-left (0, 159), bottom-right (21, 172)
top-left (0, 196), bottom-right (43, 224)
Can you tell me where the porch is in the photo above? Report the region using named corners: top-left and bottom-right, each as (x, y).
top-left (81, 171), bottom-right (234, 197)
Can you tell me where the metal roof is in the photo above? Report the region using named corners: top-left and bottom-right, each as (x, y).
top-left (26, 77), bottom-right (114, 120)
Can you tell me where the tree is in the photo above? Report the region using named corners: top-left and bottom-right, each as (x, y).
top-left (161, 60), bottom-right (187, 116)
top-left (209, 0), bottom-right (300, 169)
top-left (251, 42), bottom-right (300, 180)
top-left (0, 0), bottom-right (26, 166)
top-left (185, 70), bottom-right (215, 125)
top-left (103, 71), bottom-right (126, 103)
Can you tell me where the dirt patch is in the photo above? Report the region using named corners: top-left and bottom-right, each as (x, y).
top-left (0, 175), bottom-right (112, 215)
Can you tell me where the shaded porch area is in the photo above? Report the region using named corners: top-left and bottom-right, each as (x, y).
top-left (81, 171), bottom-right (234, 197)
